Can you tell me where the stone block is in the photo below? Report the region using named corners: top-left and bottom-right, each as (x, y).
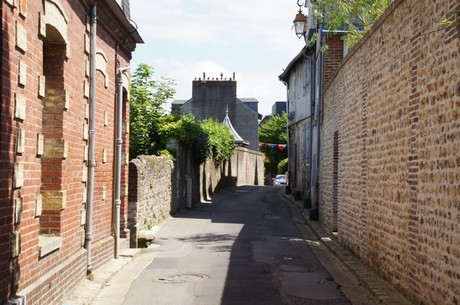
top-left (15, 21), bottom-right (27, 52)
top-left (42, 190), bottom-right (66, 210)
top-left (43, 138), bottom-right (67, 159)
top-left (14, 197), bottom-right (23, 224)
top-left (14, 162), bottom-right (24, 189)
top-left (121, 184), bottom-right (128, 196)
top-left (16, 128), bottom-right (25, 154)
top-left (84, 33), bottom-right (90, 54)
top-left (18, 59), bottom-right (27, 86)
top-left (10, 231), bottom-right (21, 258)
top-left (14, 93), bottom-right (26, 121)
top-left (38, 75), bottom-right (46, 98)
top-left (38, 236), bottom-right (62, 257)
top-left (104, 111), bottom-right (108, 126)
top-left (83, 145), bottom-right (88, 161)
top-left (80, 207), bottom-right (86, 225)
top-left (11, 264), bottom-right (20, 292)
top-left (84, 102), bottom-right (89, 120)
top-left (82, 185), bottom-right (87, 203)
top-left (83, 123), bottom-right (89, 140)
top-left (82, 165), bottom-right (88, 182)
top-left (84, 79), bottom-right (89, 98)
top-left (4, 0), bottom-right (15, 7)
top-left (102, 148), bottom-right (107, 163)
top-left (37, 134), bottom-right (44, 156)
top-left (102, 186), bottom-right (106, 201)
top-left (39, 12), bottom-right (46, 37)
top-left (35, 193), bottom-right (43, 217)
top-left (85, 59), bottom-right (90, 77)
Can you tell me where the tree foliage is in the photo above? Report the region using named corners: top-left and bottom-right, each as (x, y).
top-left (158, 114), bottom-right (210, 164)
top-left (130, 63), bottom-right (176, 158)
top-left (259, 112), bottom-right (288, 176)
top-left (200, 118), bottom-right (235, 163)
top-left (315, 0), bottom-right (393, 47)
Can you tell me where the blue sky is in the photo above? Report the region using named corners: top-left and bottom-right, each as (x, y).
top-left (130, 0), bottom-right (306, 115)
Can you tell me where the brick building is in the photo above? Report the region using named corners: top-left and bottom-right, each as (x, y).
top-left (1, 0), bottom-right (142, 304)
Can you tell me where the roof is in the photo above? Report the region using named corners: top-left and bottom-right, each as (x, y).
top-left (222, 106), bottom-right (249, 146)
top-left (278, 45), bottom-right (313, 82)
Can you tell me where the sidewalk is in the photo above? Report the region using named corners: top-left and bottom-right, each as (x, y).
top-left (283, 193), bottom-right (413, 305)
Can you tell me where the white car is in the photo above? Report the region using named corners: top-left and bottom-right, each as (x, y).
top-left (273, 174), bottom-right (286, 186)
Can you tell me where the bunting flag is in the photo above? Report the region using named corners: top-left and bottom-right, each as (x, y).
top-left (258, 142), bottom-right (287, 151)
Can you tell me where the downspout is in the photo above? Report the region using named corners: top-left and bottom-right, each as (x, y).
top-left (315, 22), bottom-right (324, 205)
top-left (114, 66), bottom-right (130, 259)
top-left (304, 51), bottom-right (315, 199)
top-left (86, 3), bottom-right (97, 273)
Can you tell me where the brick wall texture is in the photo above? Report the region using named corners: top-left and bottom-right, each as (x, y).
top-left (1, 0), bottom-right (137, 303)
top-left (319, 0), bottom-right (460, 304)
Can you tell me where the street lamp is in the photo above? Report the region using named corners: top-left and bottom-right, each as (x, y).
top-left (293, 0), bottom-right (307, 38)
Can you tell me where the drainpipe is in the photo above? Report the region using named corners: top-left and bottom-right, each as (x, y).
top-left (86, 3), bottom-right (97, 273)
top-left (303, 51), bottom-right (315, 199)
top-left (114, 66), bottom-right (129, 259)
top-left (314, 22), bottom-right (324, 206)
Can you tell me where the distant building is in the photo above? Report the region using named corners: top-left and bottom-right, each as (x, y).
top-left (174, 74), bottom-right (260, 151)
top-left (272, 101), bottom-right (287, 116)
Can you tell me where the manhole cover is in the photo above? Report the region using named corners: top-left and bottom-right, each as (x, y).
top-left (154, 274), bottom-right (209, 284)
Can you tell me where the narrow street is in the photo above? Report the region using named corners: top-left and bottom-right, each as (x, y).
top-left (118, 186), bottom-right (375, 305)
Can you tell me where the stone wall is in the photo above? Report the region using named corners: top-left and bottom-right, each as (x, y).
top-left (128, 155), bottom-right (180, 246)
top-left (319, 0), bottom-right (460, 304)
top-left (129, 147), bottom-right (264, 246)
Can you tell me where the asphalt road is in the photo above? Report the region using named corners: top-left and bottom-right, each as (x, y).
top-left (122, 186), bottom-right (356, 305)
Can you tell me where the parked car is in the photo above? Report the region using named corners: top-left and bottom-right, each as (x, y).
top-left (273, 174), bottom-right (286, 186)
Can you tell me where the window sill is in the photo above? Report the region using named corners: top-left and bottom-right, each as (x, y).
top-left (38, 235), bottom-right (62, 258)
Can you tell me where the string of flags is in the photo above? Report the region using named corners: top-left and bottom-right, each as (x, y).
top-left (259, 142), bottom-right (287, 151)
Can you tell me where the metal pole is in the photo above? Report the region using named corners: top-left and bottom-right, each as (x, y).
top-left (114, 66), bottom-right (129, 258)
top-left (86, 3), bottom-right (97, 273)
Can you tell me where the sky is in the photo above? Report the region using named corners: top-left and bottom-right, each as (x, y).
top-left (130, 0), bottom-right (306, 116)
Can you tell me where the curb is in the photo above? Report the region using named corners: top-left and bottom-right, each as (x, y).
top-left (64, 248), bottom-right (143, 305)
top-left (283, 194), bottom-right (413, 305)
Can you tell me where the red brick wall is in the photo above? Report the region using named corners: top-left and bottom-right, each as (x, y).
top-left (1, 0), bottom-right (136, 303)
top-left (323, 35), bottom-right (344, 87)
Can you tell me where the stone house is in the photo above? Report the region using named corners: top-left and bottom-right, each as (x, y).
top-left (1, 0), bottom-right (142, 303)
top-left (279, 34), bottom-right (345, 204)
top-left (279, 46), bottom-right (314, 200)
top-left (173, 75), bottom-right (260, 151)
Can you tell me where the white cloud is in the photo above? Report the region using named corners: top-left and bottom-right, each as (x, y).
top-left (130, 0), bottom-right (306, 114)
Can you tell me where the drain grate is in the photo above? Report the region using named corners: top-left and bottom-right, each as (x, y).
top-left (155, 274), bottom-right (209, 284)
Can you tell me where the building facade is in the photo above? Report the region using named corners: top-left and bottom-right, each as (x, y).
top-left (179, 75), bottom-right (260, 151)
top-left (1, 0), bottom-right (141, 303)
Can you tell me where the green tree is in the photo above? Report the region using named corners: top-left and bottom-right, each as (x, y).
top-left (158, 114), bottom-right (210, 164)
top-left (315, 0), bottom-right (393, 47)
top-left (130, 63), bottom-right (176, 158)
top-left (200, 118), bottom-right (235, 163)
top-left (259, 112), bottom-right (288, 176)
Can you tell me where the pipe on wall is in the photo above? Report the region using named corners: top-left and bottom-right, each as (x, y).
top-left (114, 66), bottom-right (129, 259)
top-left (85, 3), bottom-right (97, 273)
